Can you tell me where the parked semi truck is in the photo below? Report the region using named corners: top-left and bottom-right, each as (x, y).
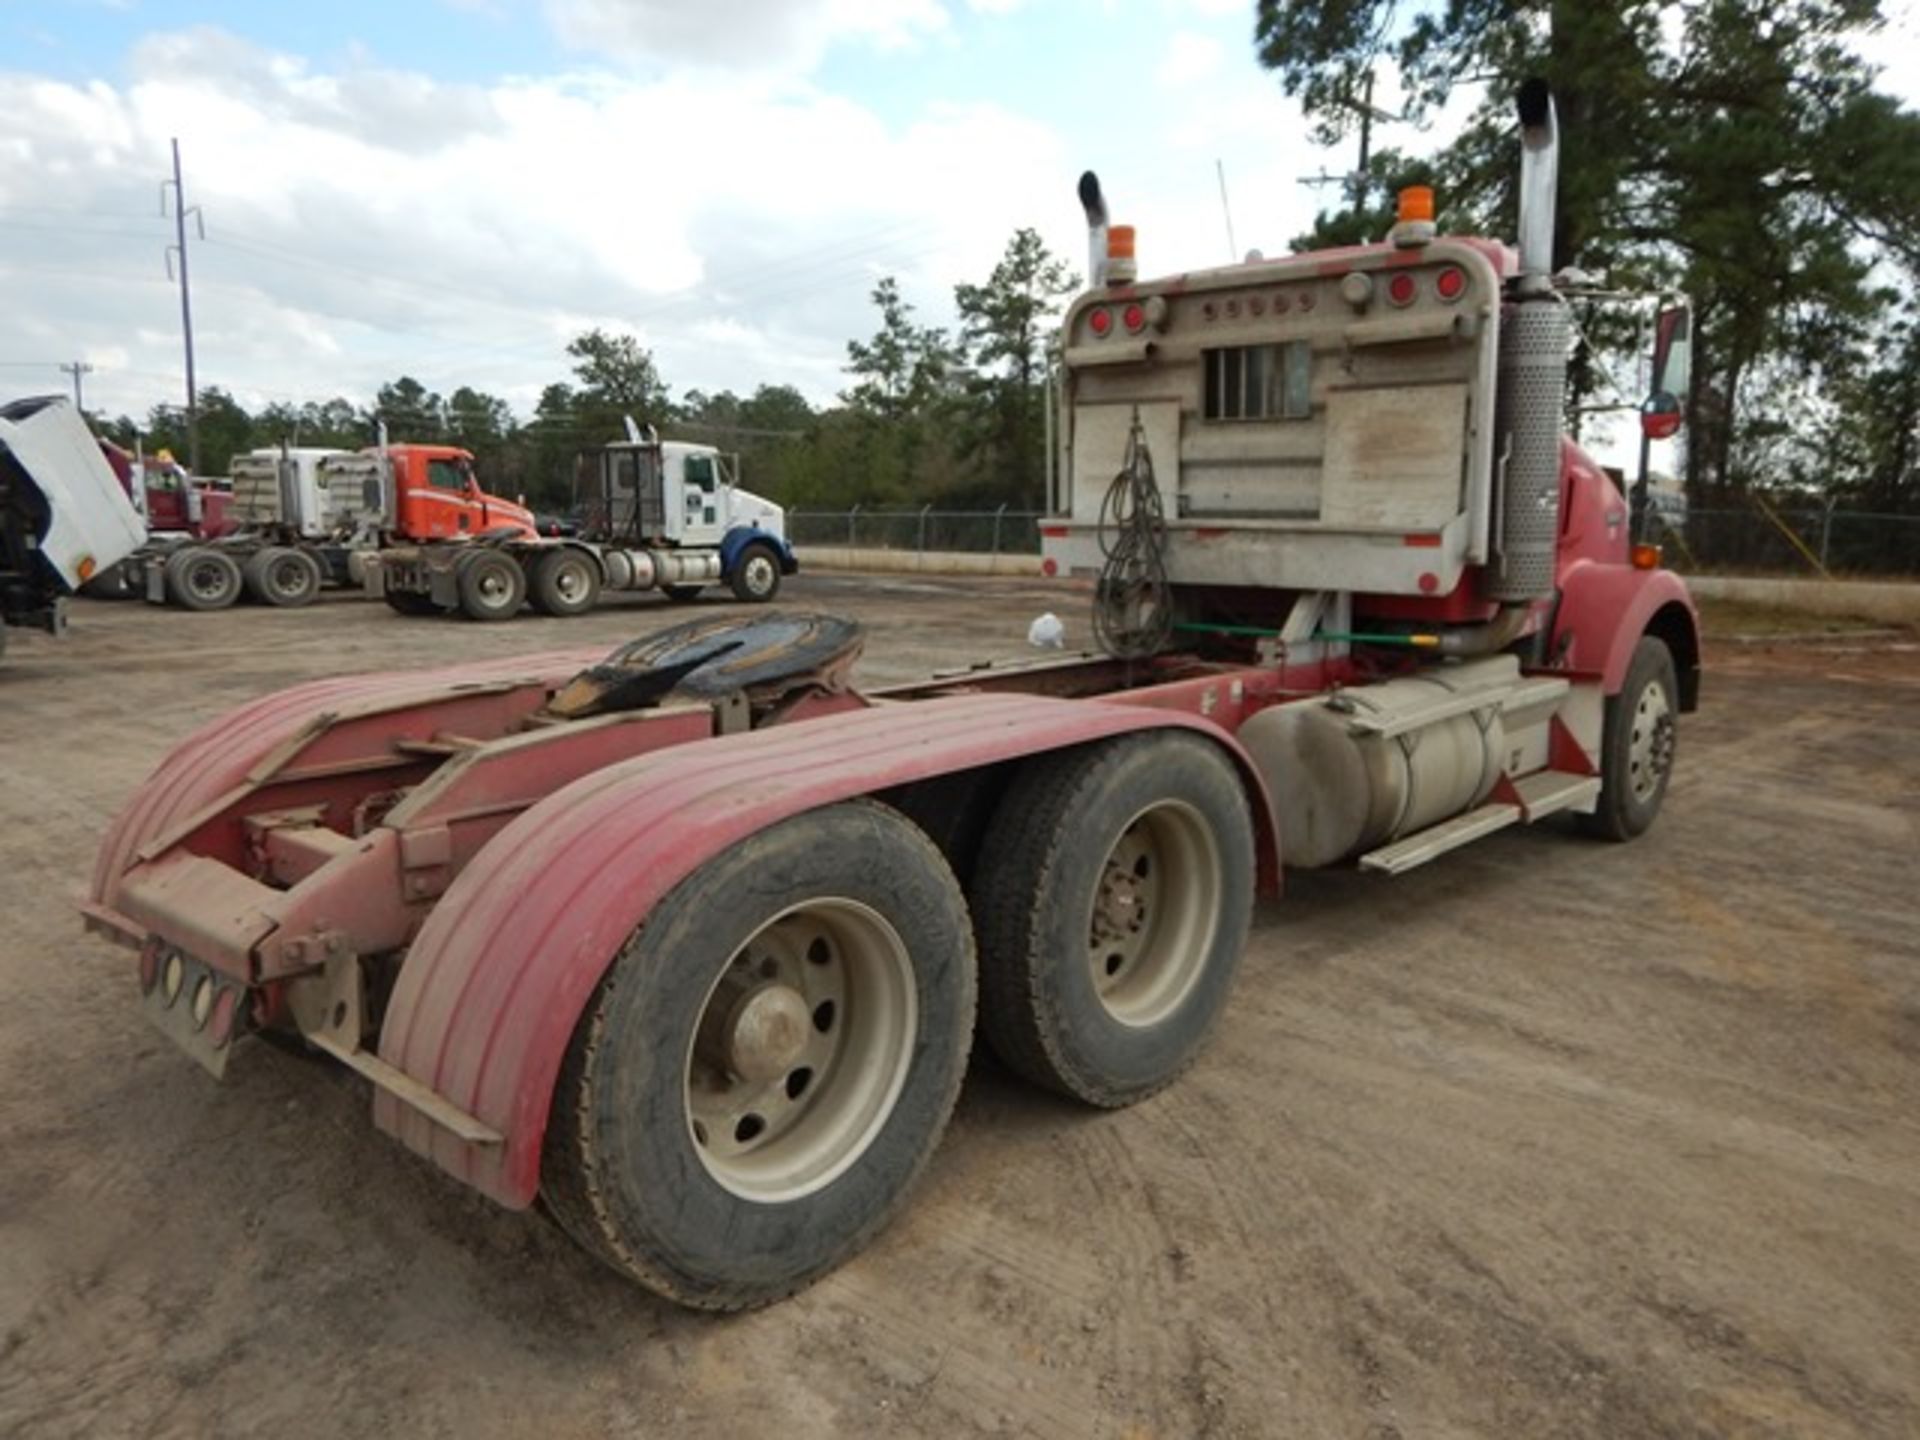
top-left (123, 442), bottom-right (535, 610)
top-left (84, 83), bottom-right (1697, 1309)
top-left (0, 396), bottom-right (146, 660)
top-left (365, 428), bottom-right (795, 620)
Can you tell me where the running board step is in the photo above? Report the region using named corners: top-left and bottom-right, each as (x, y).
top-left (1359, 803), bottom-right (1522, 875)
top-left (1356, 769), bottom-right (1604, 876)
top-left (1512, 769), bottom-right (1602, 820)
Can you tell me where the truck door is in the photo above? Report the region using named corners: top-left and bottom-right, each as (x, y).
top-left (677, 451), bottom-right (723, 545)
top-left (416, 455), bottom-right (477, 539)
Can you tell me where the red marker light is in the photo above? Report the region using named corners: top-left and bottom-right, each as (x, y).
top-left (1387, 272), bottom-right (1418, 306)
top-left (1088, 307), bottom-right (1112, 337)
top-left (1435, 266), bottom-right (1467, 301)
top-left (1122, 302), bottom-right (1146, 333)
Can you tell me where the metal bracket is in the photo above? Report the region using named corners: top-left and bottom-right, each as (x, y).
top-left (288, 952), bottom-right (502, 1146)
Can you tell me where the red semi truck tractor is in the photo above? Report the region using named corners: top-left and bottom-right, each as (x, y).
top-left (83, 84), bottom-right (1697, 1309)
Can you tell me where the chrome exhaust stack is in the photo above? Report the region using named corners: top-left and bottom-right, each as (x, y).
top-left (1488, 78), bottom-right (1573, 606)
top-left (1514, 77), bottom-right (1559, 294)
top-left (1078, 171), bottom-right (1109, 288)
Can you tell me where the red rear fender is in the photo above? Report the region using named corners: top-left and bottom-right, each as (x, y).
top-left (374, 692), bottom-right (1275, 1209)
top-left (90, 649), bottom-right (606, 909)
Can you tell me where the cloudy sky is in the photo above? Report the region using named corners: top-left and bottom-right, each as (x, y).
top-left (3, 0), bottom-right (1917, 438)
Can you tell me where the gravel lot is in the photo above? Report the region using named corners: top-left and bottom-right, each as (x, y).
top-left (2, 574), bottom-right (1916, 1439)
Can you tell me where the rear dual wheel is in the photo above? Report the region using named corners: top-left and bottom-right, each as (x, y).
top-left (529, 549), bottom-right (602, 617)
top-left (241, 547), bottom-right (323, 608)
top-left (456, 549), bottom-right (525, 621)
top-left (971, 732), bottom-right (1255, 1107)
top-left (164, 546), bottom-right (243, 611)
top-left (543, 801), bottom-right (976, 1310)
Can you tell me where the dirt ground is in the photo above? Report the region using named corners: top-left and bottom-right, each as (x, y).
top-left (2, 575), bottom-right (1916, 1440)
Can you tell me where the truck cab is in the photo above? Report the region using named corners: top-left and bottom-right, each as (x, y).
top-left (598, 439), bottom-right (786, 551)
top-left (380, 444), bottom-right (536, 542)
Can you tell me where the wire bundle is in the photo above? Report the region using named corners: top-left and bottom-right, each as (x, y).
top-left (1092, 410), bottom-right (1172, 658)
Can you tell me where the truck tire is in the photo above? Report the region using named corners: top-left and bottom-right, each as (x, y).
top-left (663, 584), bottom-right (704, 603)
top-left (382, 589), bottom-right (440, 617)
top-left (242, 547), bottom-right (323, 608)
top-left (1580, 635), bottom-right (1678, 842)
top-left (729, 543), bottom-right (782, 603)
top-left (165, 546), bottom-right (243, 611)
top-left (542, 800), bottom-right (976, 1310)
top-left (970, 731), bottom-right (1254, 1108)
top-left (456, 550), bottom-right (525, 622)
top-left (530, 549), bottom-right (602, 617)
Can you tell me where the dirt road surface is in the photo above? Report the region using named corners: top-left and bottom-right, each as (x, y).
top-left (2, 576), bottom-right (1916, 1439)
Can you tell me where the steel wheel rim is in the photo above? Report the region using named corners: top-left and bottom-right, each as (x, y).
top-left (270, 556), bottom-right (307, 595)
top-left (189, 560), bottom-right (227, 600)
top-left (554, 560), bottom-right (588, 602)
top-left (1087, 799), bottom-right (1221, 1027)
top-left (1627, 679), bottom-right (1674, 804)
top-left (475, 565), bottom-right (512, 604)
top-left (745, 554), bottom-right (775, 595)
top-left (684, 897), bottom-right (917, 1203)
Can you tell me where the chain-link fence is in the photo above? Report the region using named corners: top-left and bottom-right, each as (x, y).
top-left (790, 504), bottom-right (1919, 578)
top-left (1657, 509), bottom-right (1920, 578)
top-left (789, 506), bottom-right (1044, 556)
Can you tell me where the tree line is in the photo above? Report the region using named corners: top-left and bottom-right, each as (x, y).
top-left (93, 227), bottom-right (1078, 516)
top-left (1257, 0), bottom-right (1920, 520)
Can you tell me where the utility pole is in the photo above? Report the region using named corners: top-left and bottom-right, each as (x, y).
top-left (58, 361), bottom-right (94, 411)
top-left (1297, 69), bottom-right (1404, 213)
top-left (161, 138), bottom-right (204, 474)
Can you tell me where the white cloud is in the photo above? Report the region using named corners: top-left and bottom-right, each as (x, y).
top-left (0, 26), bottom-right (1069, 424)
top-left (1154, 31), bottom-right (1224, 89)
top-left (543, 0), bottom-right (950, 71)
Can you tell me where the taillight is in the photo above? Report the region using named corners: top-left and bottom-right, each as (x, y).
top-left (1387, 272), bottom-right (1417, 307)
top-left (1122, 302), bottom-right (1145, 333)
top-left (1088, 307), bottom-right (1113, 337)
top-left (1435, 266), bottom-right (1467, 302)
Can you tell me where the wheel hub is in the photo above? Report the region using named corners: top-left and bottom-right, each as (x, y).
top-left (724, 983), bottom-right (811, 1083)
top-left (684, 899), bottom-right (917, 1203)
top-left (1085, 802), bottom-right (1220, 1027)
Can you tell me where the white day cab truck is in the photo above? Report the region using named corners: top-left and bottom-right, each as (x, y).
top-left (365, 427), bottom-right (797, 620)
top-left (0, 396), bottom-right (145, 663)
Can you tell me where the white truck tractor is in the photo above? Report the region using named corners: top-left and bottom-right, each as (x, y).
top-left (0, 396), bottom-right (146, 662)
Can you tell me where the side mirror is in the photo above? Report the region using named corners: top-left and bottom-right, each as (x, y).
top-left (1641, 391), bottom-right (1683, 440)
